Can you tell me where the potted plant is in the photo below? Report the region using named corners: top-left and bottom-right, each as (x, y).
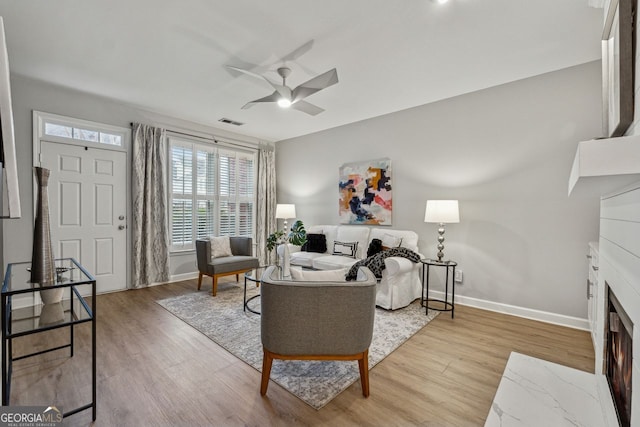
top-left (266, 220), bottom-right (307, 265)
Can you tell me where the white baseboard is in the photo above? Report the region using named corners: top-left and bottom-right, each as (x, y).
top-left (428, 290), bottom-right (589, 331)
top-left (167, 272), bottom-right (199, 283)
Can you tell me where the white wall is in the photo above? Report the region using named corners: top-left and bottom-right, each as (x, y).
top-left (276, 61), bottom-right (603, 321)
top-left (2, 74), bottom-right (262, 283)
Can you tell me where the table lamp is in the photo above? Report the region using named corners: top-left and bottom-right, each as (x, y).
top-left (424, 200), bottom-right (459, 262)
top-left (275, 204), bottom-right (296, 232)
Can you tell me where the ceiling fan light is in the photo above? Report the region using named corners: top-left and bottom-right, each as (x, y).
top-left (277, 98), bottom-right (292, 108)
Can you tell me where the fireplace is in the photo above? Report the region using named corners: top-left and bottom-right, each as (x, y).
top-left (606, 287), bottom-right (633, 427)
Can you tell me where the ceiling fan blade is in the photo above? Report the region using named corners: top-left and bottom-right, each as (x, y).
top-left (280, 40), bottom-right (314, 62)
top-left (292, 68), bottom-right (338, 103)
top-left (228, 65), bottom-right (293, 102)
top-left (227, 65), bottom-right (273, 83)
top-left (291, 100), bottom-right (325, 116)
top-left (241, 91), bottom-right (282, 109)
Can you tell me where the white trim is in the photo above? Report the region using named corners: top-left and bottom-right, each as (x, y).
top-left (32, 110), bottom-right (132, 290)
top-left (140, 272), bottom-right (199, 287)
top-left (34, 110), bottom-right (128, 154)
top-left (428, 290), bottom-right (590, 330)
top-left (0, 17), bottom-right (20, 218)
top-left (168, 272), bottom-right (199, 283)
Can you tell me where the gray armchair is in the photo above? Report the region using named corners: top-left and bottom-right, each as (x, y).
top-left (259, 265), bottom-right (377, 397)
top-left (195, 237), bottom-right (259, 296)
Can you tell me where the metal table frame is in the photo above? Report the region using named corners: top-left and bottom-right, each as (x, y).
top-left (421, 259), bottom-right (457, 318)
top-left (2, 258), bottom-right (96, 421)
top-left (244, 266), bottom-right (268, 315)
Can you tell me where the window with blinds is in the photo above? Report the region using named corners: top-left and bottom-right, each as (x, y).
top-left (169, 138), bottom-right (256, 251)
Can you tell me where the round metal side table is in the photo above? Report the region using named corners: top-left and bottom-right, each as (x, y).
top-left (421, 259), bottom-right (457, 318)
top-left (244, 266), bottom-right (269, 315)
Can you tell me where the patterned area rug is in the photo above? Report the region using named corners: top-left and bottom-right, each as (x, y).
top-left (157, 282), bottom-right (438, 409)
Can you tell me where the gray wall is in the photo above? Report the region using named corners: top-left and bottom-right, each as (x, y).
top-left (3, 62), bottom-right (603, 320)
top-left (2, 74), bottom-right (261, 282)
top-left (276, 61), bottom-right (603, 319)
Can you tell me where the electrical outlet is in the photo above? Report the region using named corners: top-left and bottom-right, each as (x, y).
top-left (455, 269), bottom-right (463, 283)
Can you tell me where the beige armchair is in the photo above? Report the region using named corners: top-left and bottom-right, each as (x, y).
top-left (259, 266), bottom-right (377, 397)
top-left (195, 237), bottom-right (259, 296)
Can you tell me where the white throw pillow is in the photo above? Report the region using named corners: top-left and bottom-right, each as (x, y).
top-left (290, 268), bottom-right (348, 282)
top-left (336, 226), bottom-right (369, 258)
top-left (382, 233), bottom-right (403, 249)
top-left (210, 236), bottom-right (233, 259)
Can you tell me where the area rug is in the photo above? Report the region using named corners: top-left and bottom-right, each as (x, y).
top-left (157, 282), bottom-right (438, 409)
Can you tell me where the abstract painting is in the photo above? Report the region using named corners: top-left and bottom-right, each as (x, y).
top-left (339, 158), bottom-right (392, 225)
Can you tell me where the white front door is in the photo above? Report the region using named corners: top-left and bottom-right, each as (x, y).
top-left (41, 141), bottom-right (127, 293)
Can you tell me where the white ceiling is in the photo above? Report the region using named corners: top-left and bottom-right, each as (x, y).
top-left (0, 0), bottom-right (603, 142)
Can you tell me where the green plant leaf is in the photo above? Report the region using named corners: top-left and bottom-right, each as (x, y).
top-left (288, 220), bottom-right (307, 246)
top-left (266, 230), bottom-right (285, 252)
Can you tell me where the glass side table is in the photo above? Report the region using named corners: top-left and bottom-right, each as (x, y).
top-left (421, 259), bottom-right (457, 319)
top-left (2, 258), bottom-right (96, 421)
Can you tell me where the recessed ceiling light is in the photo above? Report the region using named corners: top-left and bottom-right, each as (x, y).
top-left (432, 0), bottom-right (449, 3)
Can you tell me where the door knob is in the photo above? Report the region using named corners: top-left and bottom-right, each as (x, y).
top-left (119, 215), bottom-right (125, 220)
top-left (118, 225), bottom-right (125, 230)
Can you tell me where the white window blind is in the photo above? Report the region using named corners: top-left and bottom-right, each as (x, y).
top-left (195, 148), bottom-right (216, 240)
top-left (169, 138), bottom-right (256, 251)
top-left (237, 154), bottom-right (255, 237)
top-left (170, 143), bottom-right (194, 249)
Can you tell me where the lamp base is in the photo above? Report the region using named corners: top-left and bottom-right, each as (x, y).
top-left (436, 223), bottom-right (446, 262)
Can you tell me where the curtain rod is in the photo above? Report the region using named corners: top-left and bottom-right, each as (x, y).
top-left (130, 122), bottom-right (260, 150)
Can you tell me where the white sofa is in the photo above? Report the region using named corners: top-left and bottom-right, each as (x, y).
top-left (278, 225), bottom-right (423, 310)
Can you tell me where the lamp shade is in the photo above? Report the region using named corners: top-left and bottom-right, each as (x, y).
top-left (424, 200), bottom-right (459, 223)
top-left (276, 204), bottom-right (296, 219)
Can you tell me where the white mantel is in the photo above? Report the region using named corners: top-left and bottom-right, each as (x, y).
top-left (568, 134), bottom-right (640, 195)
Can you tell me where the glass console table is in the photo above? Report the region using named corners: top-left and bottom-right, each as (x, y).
top-left (2, 258), bottom-right (96, 421)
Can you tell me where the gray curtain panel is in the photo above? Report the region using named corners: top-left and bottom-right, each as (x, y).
top-left (131, 123), bottom-right (170, 287)
top-left (256, 144), bottom-right (277, 265)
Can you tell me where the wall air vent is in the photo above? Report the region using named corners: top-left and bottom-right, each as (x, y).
top-left (218, 118), bottom-right (244, 126)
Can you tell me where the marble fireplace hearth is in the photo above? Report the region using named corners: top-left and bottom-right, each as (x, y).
top-left (485, 352), bottom-right (616, 426)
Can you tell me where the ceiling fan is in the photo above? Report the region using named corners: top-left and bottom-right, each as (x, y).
top-left (227, 65), bottom-right (338, 116)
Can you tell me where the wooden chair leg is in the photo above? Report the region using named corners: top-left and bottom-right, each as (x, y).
top-left (260, 349), bottom-right (273, 396)
top-left (235, 273), bottom-right (240, 282)
top-left (358, 350), bottom-right (370, 397)
top-left (197, 272), bottom-right (203, 290)
top-left (212, 275), bottom-right (218, 296)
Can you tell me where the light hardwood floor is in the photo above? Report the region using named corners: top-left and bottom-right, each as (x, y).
top-left (10, 277), bottom-right (594, 426)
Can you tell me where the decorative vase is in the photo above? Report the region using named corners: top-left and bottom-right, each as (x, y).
top-left (40, 287), bottom-right (64, 304)
top-left (30, 167), bottom-right (58, 301)
top-left (39, 301), bottom-right (65, 326)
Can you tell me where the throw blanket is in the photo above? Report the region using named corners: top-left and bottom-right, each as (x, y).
top-left (346, 247), bottom-right (421, 281)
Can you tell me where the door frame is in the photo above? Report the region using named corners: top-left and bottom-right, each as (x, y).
top-left (32, 111), bottom-right (131, 291)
